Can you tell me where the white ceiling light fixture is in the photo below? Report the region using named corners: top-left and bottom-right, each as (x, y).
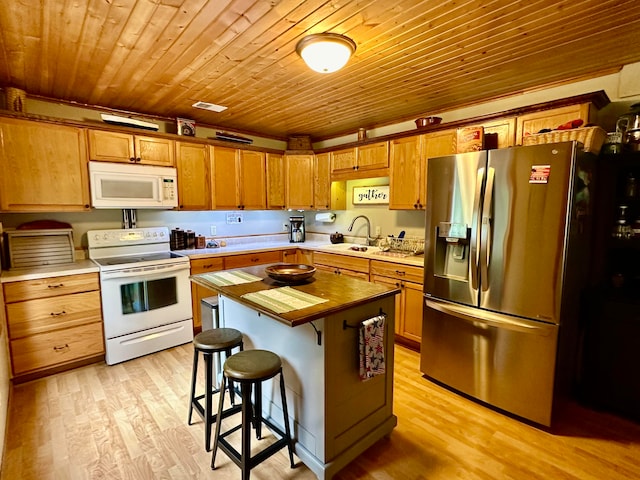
top-left (296, 33), bottom-right (356, 74)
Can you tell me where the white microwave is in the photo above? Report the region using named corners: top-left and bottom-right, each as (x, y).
top-left (89, 161), bottom-right (178, 209)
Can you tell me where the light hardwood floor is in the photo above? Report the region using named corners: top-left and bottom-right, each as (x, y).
top-left (2, 344), bottom-right (639, 479)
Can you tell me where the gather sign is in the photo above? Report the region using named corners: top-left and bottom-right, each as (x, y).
top-left (353, 185), bottom-right (389, 205)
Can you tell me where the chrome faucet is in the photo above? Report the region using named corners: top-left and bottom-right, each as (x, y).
top-left (348, 215), bottom-right (376, 246)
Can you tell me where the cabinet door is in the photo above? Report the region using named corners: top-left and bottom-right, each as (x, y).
top-left (285, 154), bottom-right (315, 210)
top-left (134, 135), bottom-right (175, 166)
top-left (516, 103), bottom-right (595, 145)
top-left (357, 142), bottom-right (389, 171)
top-left (389, 136), bottom-right (423, 210)
top-left (266, 153), bottom-right (286, 209)
top-left (239, 150), bottom-right (266, 210)
top-left (401, 281), bottom-right (423, 343)
top-left (0, 118), bottom-right (90, 212)
top-left (330, 147), bottom-right (357, 175)
top-left (176, 142), bottom-right (210, 210)
top-left (314, 153), bottom-right (331, 210)
top-left (483, 117), bottom-right (516, 148)
top-left (87, 129), bottom-right (136, 163)
top-left (211, 146), bottom-right (240, 209)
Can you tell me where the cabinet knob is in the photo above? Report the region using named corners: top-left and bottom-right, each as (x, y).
top-left (129, 157), bottom-right (136, 162)
top-left (136, 157), bottom-right (141, 162)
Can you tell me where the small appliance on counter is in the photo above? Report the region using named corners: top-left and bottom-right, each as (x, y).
top-left (289, 216), bottom-right (305, 243)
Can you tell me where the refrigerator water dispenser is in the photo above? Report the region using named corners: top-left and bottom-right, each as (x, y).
top-left (434, 222), bottom-right (470, 281)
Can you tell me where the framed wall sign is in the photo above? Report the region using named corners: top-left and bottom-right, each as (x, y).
top-left (353, 185), bottom-right (389, 205)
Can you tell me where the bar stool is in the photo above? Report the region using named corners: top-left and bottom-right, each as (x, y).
top-left (211, 349), bottom-right (295, 479)
top-left (188, 328), bottom-right (244, 451)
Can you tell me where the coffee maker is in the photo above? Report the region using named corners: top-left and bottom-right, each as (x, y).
top-left (289, 216), bottom-right (305, 243)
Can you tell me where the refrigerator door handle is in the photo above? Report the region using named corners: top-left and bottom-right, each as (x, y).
top-left (470, 167), bottom-right (485, 290)
top-left (480, 167), bottom-right (495, 291)
top-left (425, 298), bottom-right (555, 335)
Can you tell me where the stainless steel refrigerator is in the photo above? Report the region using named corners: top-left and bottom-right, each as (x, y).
top-left (421, 141), bottom-right (595, 427)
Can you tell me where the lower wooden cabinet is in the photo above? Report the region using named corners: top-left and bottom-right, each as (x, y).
top-left (190, 257), bottom-right (225, 331)
top-left (3, 272), bottom-right (104, 380)
top-left (370, 260), bottom-right (424, 348)
top-left (313, 252), bottom-right (370, 280)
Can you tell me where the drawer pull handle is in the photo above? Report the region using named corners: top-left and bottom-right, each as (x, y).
top-left (395, 270), bottom-right (406, 276)
top-left (50, 311), bottom-right (67, 316)
top-left (53, 344), bottom-right (69, 352)
top-left (47, 284), bottom-right (64, 289)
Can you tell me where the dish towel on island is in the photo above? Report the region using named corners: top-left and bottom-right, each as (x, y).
top-left (359, 314), bottom-right (386, 381)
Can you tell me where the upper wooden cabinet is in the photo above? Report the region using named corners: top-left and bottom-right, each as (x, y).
top-left (285, 154), bottom-right (315, 210)
top-left (176, 141), bottom-right (210, 210)
top-left (88, 129), bottom-right (176, 166)
top-left (482, 117), bottom-right (516, 148)
top-left (515, 103), bottom-right (597, 145)
top-left (266, 153), bottom-right (286, 210)
top-left (0, 118), bottom-right (91, 212)
top-left (330, 141), bottom-right (389, 180)
top-left (389, 136), bottom-right (423, 210)
top-left (210, 146), bottom-right (266, 210)
top-left (314, 153), bottom-right (346, 211)
top-left (389, 129), bottom-right (456, 210)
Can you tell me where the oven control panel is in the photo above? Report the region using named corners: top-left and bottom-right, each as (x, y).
top-left (88, 227), bottom-right (169, 248)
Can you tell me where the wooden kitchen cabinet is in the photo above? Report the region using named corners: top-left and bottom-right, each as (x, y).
top-left (330, 142), bottom-right (389, 180)
top-left (87, 129), bottom-right (175, 166)
top-left (211, 146), bottom-right (266, 210)
top-left (176, 141), bottom-right (210, 210)
top-left (3, 272), bottom-right (104, 380)
top-left (0, 118), bottom-right (91, 212)
top-left (371, 260), bottom-right (424, 349)
top-left (190, 256), bottom-right (225, 331)
top-left (285, 154), bottom-right (315, 210)
top-left (266, 152), bottom-right (286, 209)
top-left (515, 103), bottom-right (597, 145)
top-left (389, 135), bottom-right (423, 210)
top-left (313, 252), bottom-right (369, 280)
top-left (389, 130), bottom-right (456, 210)
top-left (314, 153), bottom-right (346, 210)
top-left (224, 250), bottom-right (282, 269)
top-left (482, 117), bottom-right (516, 148)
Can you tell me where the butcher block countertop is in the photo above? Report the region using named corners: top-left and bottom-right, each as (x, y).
top-left (190, 263), bottom-right (400, 327)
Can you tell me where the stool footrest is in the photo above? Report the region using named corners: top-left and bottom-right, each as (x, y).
top-left (216, 418), bottom-right (291, 470)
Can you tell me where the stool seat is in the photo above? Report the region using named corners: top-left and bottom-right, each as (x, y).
top-left (224, 349), bottom-right (281, 381)
top-left (194, 328), bottom-right (243, 352)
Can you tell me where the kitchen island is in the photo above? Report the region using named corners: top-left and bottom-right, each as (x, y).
top-left (190, 265), bottom-right (399, 480)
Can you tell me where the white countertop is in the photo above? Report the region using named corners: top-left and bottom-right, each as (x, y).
top-left (1, 259), bottom-right (99, 283)
top-left (176, 240), bottom-right (425, 267)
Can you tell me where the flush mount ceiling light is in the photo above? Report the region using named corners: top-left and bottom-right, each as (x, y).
top-left (192, 101), bottom-right (227, 112)
top-left (296, 33), bottom-right (356, 74)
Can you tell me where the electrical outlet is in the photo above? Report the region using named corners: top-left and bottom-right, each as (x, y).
top-left (210, 225), bottom-right (217, 236)
top-left (375, 226), bottom-right (381, 237)
top-left (283, 223), bottom-right (289, 231)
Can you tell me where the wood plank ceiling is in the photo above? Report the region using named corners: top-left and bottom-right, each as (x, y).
top-left (0, 0), bottom-right (639, 141)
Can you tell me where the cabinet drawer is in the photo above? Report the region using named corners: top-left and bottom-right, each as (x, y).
top-left (224, 251), bottom-right (282, 269)
top-left (11, 322), bottom-right (105, 375)
top-left (190, 256), bottom-right (225, 274)
top-left (3, 273), bottom-right (99, 303)
top-left (313, 252), bottom-right (370, 273)
top-left (7, 290), bottom-right (102, 339)
top-left (370, 260), bottom-right (423, 283)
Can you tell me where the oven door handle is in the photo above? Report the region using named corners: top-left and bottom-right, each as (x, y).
top-left (101, 263), bottom-right (189, 279)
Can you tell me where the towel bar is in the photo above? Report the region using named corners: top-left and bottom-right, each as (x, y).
top-left (343, 309), bottom-right (386, 330)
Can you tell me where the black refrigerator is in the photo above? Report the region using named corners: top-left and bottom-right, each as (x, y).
top-left (421, 141), bottom-right (595, 426)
